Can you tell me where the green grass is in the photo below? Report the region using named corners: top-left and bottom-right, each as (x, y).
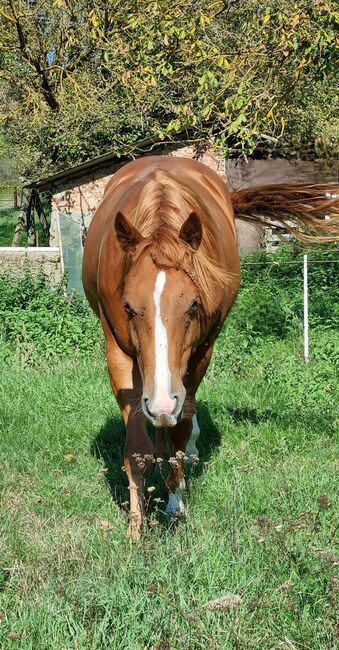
top-left (0, 208), bottom-right (21, 246)
top-left (0, 250), bottom-right (338, 648)
top-left (0, 328), bottom-right (338, 649)
top-left (0, 207), bottom-right (48, 247)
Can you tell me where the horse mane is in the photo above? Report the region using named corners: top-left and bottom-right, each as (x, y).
top-left (120, 169), bottom-right (234, 315)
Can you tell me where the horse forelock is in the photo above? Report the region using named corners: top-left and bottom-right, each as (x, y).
top-left (119, 169), bottom-right (235, 315)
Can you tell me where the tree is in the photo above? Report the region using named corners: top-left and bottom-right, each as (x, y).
top-left (0, 0), bottom-right (337, 179)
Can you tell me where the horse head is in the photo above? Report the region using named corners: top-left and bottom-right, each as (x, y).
top-left (115, 210), bottom-right (204, 428)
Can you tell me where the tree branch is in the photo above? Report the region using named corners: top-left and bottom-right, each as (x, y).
top-left (8, 0), bottom-right (59, 111)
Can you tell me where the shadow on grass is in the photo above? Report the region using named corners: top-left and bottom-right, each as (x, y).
top-left (90, 401), bottom-right (221, 518)
top-left (227, 404), bottom-right (333, 435)
top-left (90, 414), bottom-right (128, 505)
top-left (227, 407), bottom-right (274, 425)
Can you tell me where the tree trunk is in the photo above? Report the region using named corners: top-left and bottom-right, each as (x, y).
top-left (12, 189), bottom-right (29, 246)
top-left (27, 190), bottom-right (37, 246)
top-left (35, 192), bottom-right (50, 244)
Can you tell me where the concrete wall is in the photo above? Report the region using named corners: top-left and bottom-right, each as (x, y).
top-left (225, 158), bottom-right (339, 251)
top-left (0, 247), bottom-right (62, 285)
top-left (225, 158), bottom-right (339, 191)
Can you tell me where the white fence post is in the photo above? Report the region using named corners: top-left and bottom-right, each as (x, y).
top-left (303, 254), bottom-right (309, 364)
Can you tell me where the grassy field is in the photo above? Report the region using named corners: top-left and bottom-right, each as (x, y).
top-left (0, 250), bottom-right (338, 649)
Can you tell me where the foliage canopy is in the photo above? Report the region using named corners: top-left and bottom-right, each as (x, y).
top-left (0, 0), bottom-right (338, 178)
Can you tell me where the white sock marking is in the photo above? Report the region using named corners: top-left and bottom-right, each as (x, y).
top-left (166, 479), bottom-right (186, 516)
top-left (152, 271), bottom-right (174, 414)
top-left (186, 414), bottom-right (200, 461)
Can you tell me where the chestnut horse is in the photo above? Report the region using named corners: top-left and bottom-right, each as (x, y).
top-left (82, 156), bottom-right (338, 539)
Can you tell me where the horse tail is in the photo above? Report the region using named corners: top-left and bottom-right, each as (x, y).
top-left (230, 183), bottom-right (339, 243)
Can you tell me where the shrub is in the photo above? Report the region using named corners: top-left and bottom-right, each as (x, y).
top-left (0, 270), bottom-right (102, 365)
top-left (228, 284), bottom-right (289, 339)
top-left (238, 243), bottom-right (339, 332)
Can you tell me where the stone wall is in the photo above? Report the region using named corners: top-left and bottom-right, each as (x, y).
top-left (3, 147), bottom-right (334, 293)
top-left (0, 247), bottom-right (62, 285)
top-left (51, 147), bottom-right (338, 227)
top-left (49, 142), bottom-right (243, 293)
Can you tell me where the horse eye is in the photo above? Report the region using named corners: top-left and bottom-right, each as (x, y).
top-left (187, 299), bottom-right (200, 318)
top-left (124, 301), bottom-right (137, 320)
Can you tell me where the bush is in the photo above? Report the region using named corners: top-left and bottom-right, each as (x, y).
top-left (0, 208), bottom-right (21, 246)
top-left (228, 284), bottom-right (289, 338)
top-left (237, 243), bottom-right (339, 334)
top-left (0, 270), bottom-right (102, 365)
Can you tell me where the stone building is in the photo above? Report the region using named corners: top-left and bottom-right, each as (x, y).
top-left (25, 139), bottom-right (338, 293)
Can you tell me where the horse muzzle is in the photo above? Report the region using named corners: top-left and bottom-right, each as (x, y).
top-left (142, 393), bottom-right (184, 428)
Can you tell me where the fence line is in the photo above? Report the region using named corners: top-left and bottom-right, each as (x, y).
top-left (241, 259), bottom-right (339, 266)
top-left (240, 251), bottom-right (337, 364)
top-left (303, 255), bottom-right (309, 364)
top-left (0, 188), bottom-right (18, 211)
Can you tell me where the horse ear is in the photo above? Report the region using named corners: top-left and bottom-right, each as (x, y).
top-left (115, 212), bottom-right (143, 252)
top-left (179, 212), bottom-right (202, 251)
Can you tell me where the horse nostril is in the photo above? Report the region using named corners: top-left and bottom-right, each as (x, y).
top-left (143, 397), bottom-right (155, 419)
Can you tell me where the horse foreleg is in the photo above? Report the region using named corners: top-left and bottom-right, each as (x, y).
top-left (154, 427), bottom-right (170, 461)
top-left (185, 413), bottom-right (200, 462)
top-left (101, 309), bottom-right (153, 540)
top-left (164, 345), bottom-right (214, 514)
top-left (124, 418), bottom-right (154, 540)
top-left (165, 418), bottom-right (192, 516)
top-left (183, 345), bottom-right (213, 463)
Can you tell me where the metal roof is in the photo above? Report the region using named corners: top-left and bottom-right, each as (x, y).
top-left (25, 134), bottom-right (194, 192)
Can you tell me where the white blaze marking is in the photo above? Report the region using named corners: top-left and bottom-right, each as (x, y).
top-left (152, 271), bottom-right (174, 414)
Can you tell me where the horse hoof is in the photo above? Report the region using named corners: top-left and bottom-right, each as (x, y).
top-left (166, 491), bottom-right (185, 517)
